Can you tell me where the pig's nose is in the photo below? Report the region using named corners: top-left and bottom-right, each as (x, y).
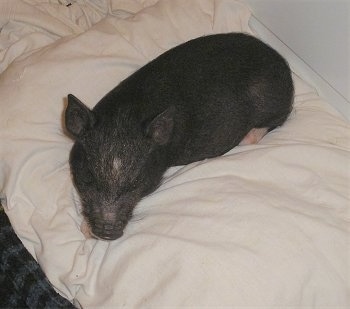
top-left (103, 223), bottom-right (115, 232)
top-left (91, 229), bottom-right (123, 241)
top-left (98, 232), bottom-right (123, 241)
top-left (91, 222), bottom-right (123, 240)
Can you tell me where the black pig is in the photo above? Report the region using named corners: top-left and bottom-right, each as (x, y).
top-left (65, 33), bottom-right (294, 240)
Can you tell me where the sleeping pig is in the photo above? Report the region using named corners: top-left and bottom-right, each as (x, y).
top-left (65, 33), bottom-right (294, 240)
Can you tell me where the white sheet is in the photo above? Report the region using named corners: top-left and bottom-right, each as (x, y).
top-left (1, 0), bottom-right (349, 307)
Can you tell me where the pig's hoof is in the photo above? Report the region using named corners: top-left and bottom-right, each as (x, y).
top-left (81, 220), bottom-right (92, 239)
top-left (239, 128), bottom-right (268, 145)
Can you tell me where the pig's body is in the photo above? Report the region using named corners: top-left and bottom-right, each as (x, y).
top-left (65, 33), bottom-right (294, 240)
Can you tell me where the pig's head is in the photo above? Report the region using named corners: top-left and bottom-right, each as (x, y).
top-left (65, 94), bottom-right (175, 240)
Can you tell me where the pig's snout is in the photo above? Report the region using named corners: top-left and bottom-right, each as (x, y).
top-left (83, 210), bottom-right (128, 240)
top-left (81, 197), bottom-right (137, 240)
top-left (90, 219), bottom-right (124, 241)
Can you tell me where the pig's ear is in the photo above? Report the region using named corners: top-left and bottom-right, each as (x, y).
top-left (146, 106), bottom-right (175, 145)
top-left (65, 94), bottom-right (95, 139)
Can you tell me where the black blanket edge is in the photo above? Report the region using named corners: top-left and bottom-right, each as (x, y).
top-left (0, 202), bottom-right (76, 309)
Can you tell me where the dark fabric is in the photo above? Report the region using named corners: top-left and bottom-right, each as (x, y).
top-left (0, 204), bottom-right (76, 309)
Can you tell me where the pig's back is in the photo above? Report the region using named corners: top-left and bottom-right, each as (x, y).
top-left (97, 33), bottom-right (294, 165)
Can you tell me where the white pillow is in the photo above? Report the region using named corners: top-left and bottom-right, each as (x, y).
top-left (0, 0), bottom-right (250, 301)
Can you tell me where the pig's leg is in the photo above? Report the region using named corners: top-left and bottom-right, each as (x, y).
top-left (239, 128), bottom-right (268, 145)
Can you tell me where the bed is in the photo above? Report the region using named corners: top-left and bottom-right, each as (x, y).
top-left (1, 0), bottom-right (349, 307)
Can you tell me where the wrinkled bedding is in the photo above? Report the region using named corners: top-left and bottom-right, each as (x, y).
top-left (0, 0), bottom-right (349, 307)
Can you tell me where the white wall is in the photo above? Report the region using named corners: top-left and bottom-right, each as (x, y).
top-left (244, 0), bottom-right (350, 119)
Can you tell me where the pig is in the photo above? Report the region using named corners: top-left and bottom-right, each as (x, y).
top-left (65, 32), bottom-right (294, 240)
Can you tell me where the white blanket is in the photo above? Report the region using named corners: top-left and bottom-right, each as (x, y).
top-left (1, 0), bottom-right (349, 307)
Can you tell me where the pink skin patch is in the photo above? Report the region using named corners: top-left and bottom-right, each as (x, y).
top-left (81, 220), bottom-right (93, 239)
top-left (239, 128), bottom-right (268, 146)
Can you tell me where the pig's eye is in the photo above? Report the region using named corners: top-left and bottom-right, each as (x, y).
top-left (73, 165), bottom-right (94, 189)
top-left (79, 168), bottom-right (94, 186)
